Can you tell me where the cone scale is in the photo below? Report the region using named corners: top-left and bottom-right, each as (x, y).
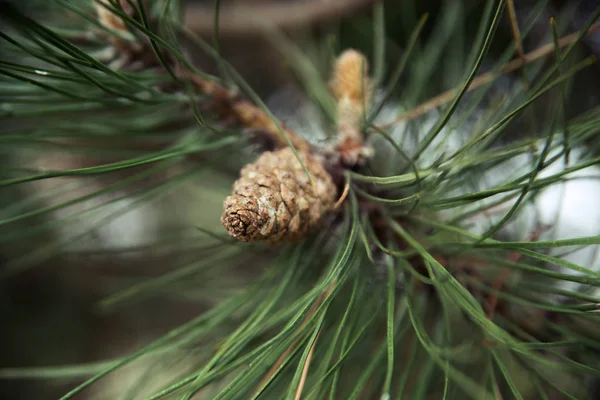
top-left (221, 148), bottom-right (336, 243)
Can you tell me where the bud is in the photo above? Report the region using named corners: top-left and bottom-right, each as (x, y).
top-left (329, 49), bottom-right (373, 166)
top-left (221, 148), bottom-right (336, 243)
top-left (330, 49), bottom-right (372, 105)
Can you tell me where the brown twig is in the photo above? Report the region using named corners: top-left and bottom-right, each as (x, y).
top-left (378, 22), bottom-right (600, 127)
top-left (506, 0), bottom-right (525, 64)
top-left (505, 0), bottom-right (529, 89)
top-left (494, 382), bottom-right (504, 400)
top-left (484, 226), bottom-right (546, 318)
top-left (294, 331), bottom-right (321, 400)
top-left (184, 0), bottom-right (376, 36)
top-left (333, 181), bottom-right (350, 209)
top-left (254, 280), bottom-right (336, 396)
top-left (484, 268), bottom-right (512, 319)
top-left (185, 72), bottom-right (312, 153)
top-left (95, 2), bottom-right (313, 155)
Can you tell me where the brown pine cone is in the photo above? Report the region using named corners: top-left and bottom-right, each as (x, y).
top-left (221, 148), bottom-right (336, 243)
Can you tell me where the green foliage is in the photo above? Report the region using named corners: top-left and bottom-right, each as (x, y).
top-left (1, 1), bottom-right (600, 399)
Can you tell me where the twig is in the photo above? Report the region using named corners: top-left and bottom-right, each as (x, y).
top-left (506, 0), bottom-right (525, 64)
top-left (484, 268), bottom-right (512, 319)
top-left (505, 0), bottom-right (528, 88)
top-left (494, 382), bottom-right (504, 400)
top-left (184, 0), bottom-right (376, 35)
top-left (186, 72), bottom-right (312, 153)
top-left (333, 181), bottom-right (350, 209)
top-left (378, 22), bottom-right (600, 126)
top-left (94, 2), bottom-right (313, 155)
top-left (294, 331), bottom-right (321, 400)
top-left (256, 346), bottom-right (294, 396)
top-left (484, 226), bottom-right (546, 318)
top-left (254, 280), bottom-right (336, 396)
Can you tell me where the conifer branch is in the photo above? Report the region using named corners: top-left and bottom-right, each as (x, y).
top-left (185, 72), bottom-right (313, 153)
top-left (94, 0), bottom-right (313, 154)
top-left (379, 21), bottom-right (600, 126)
top-left (2, 2), bottom-right (600, 399)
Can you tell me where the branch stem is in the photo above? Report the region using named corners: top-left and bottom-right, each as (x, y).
top-left (378, 22), bottom-right (600, 126)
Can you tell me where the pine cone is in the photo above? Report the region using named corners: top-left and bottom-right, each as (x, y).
top-left (221, 148), bottom-right (336, 243)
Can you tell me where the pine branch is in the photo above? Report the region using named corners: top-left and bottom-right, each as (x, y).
top-left (185, 71), bottom-right (312, 153)
top-left (2, 2), bottom-right (600, 400)
top-left (380, 21), bottom-right (600, 126)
